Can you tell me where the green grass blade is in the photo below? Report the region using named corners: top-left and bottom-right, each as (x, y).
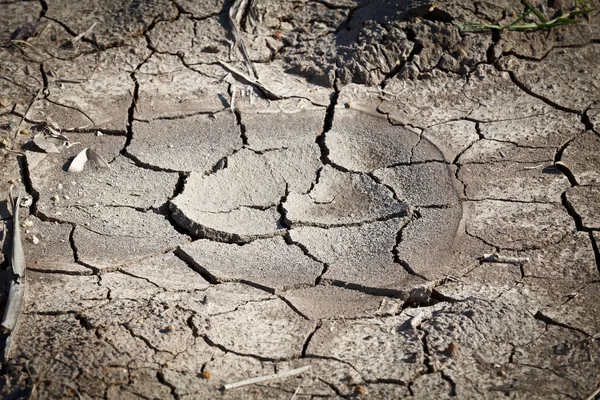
top-left (467, 23), bottom-right (503, 30)
top-left (569, 8), bottom-right (595, 16)
top-left (524, 1), bottom-right (548, 23)
top-left (507, 22), bottom-right (544, 30)
top-left (509, 9), bottom-right (533, 26)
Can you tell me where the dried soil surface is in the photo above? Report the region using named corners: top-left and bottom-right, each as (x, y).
top-left (1, 0), bottom-right (599, 399)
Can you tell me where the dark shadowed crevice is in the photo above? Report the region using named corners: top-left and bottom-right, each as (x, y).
top-left (185, 314), bottom-right (199, 337)
top-left (500, 68), bottom-right (581, 115)
top-left (301, 323), bottom-right (321, 357)
top-left (533, 311), bottom-right (590, 337)
top-left (285, 209), bottom-right (408, 230)
top-left (67, 225), bottom-right (100, 275)
top-left (282, 233), bottom-right (329, 286)
top-left (39, 63), bottom-right (48, 95)
top-left (391, 213), bottom-right (429, 281)
top-left (322, 73), bottom-right (339, 133)
top-left (485, 29), bottom-right (501, 64)
top-left (379, 28), bottom-right (420, 87)
top-left (588, 232), bottom-right (600, 275)
top-left (42, 98), bottom-right (96, 126)
top-left (561, 191), bottom-right (585, 231)
top-left (277, 295), bottom-right (311, 320)
top-left (122, 79), bottom-right (140, 156)
top-left (314, 262), bottom-right (329, 286)
top-left (170, 172), bottom-right (187, 200)
top-left (201, 335), bottom-right (286, 362)
top-left (316, 378), bottom-right (345, 397)
top-left (367, 171), bottom-right (407, 203)
top-left (326, 280), bottom-right (409, 298)
top-left (156, 371), bottom-right (179, 400)
top-left (416, 325), bottom-right (434, 375)
top-left (118, 269), bottom-right (165, 291)
top-left (42, 16), bottom-right (78, 36)
top-left (276, 183), bottom-right (290, 229)
top-left (441, 371), bottom-right (457, 397)
top-left (122, 50), bottom-right (156, 157)
top-left (233, 109), bottom-right (248, 146)
top-left (173, 248), bottom-right (219, 284)
top-left (553, 136), bottom-right (576, 163)
top-left (473, 121), bottom-right (484, 140)
top-left (38, 0), bottom-right (48, 18)
top-left (18, 154), bottom-right (38, 217)
top-left (74, 313), bottom-right (95, 332)
top-left (121, 151), bottom-right (186, 174)
top-left (581, 104), bottom-right (595, 131)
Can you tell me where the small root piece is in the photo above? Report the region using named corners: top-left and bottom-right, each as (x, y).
top-left (481, 253), bottom-right (529, 265)
top-left (223, 365), bottom-right (311, 390)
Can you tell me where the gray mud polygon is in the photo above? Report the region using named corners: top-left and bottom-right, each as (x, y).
top-left (174, 108), bottom-right (463, 295)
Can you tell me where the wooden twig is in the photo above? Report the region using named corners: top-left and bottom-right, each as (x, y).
top-left (229, 0), bottom-right (257, 79)
top-left (9, 186), bottom-right (25, 278)
top-left (223, 365), bottom-right (311, 390)
top-left (1, 283), bottom-right (25, 344)
top-left (230, 88), bottom-right (237, 112)
top-left (481, 253), bottom-right (529, 265)
top-left (218, 61), bottom-right (281, 100)
top-left (409, 311), bottom-right (426, 328)
top-left (290, 384), bottom-right (302, 400)
top-left (1, 186), bottom-right (27, 361)
top-left (13, 87), bottom-right (43, 147)
top-left (71, 21), bottom-right (97, 44)
top-left (522, 164), bottom-right (546, 170)
top-left (585, 385), bottom-right (600, 400)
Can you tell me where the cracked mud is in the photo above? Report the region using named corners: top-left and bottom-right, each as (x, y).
top-left (1, 0), bottom-right (600, 399)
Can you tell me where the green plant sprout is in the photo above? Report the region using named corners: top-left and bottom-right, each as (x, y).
top-left (468, 1), bottom-right (595, 31)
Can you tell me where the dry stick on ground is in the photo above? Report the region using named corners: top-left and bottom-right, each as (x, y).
top-left (12, 87), bottom-right (43, 148)
top-left (223, 365), bottom-right (311, 390)
top-left (71, 21), bottom-right (97, 44)
top-left (1, 186), bottom-right (27, 361)
top-left (481, 253), bottom-right (529, 265)
top-left (218, 61), bottom-right (282, 100)
top-left (289, 384), bottom-right (302, 400)
top-left (585, 385), bottom-right (600, 400)
top-left (229, 0), bottom-right (257, 79)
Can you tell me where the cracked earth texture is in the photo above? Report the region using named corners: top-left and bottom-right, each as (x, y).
top-left (1, 0), bottom-right (600, 399)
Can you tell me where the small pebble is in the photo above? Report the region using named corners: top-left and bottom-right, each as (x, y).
top-left (52, 194), bottom-right (60, 203)
top-left (447, 343), bottom-right (459, 357)
top-left (201, 370), bottom-right (212, 380)
top-left (30, 235), bottom-right (40, 245)
top-left (553, 343), bottom-right (570, 356)
top-left (354, 385), bottom-right (367, 395)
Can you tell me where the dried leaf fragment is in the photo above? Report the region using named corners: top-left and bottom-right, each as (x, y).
top-left (354, 385), bottom-right (367, 395)
top-left (67, 148), bottom-right (111, 173)
top-left (33, 133), bottom-right (60, 153)
top-left (554, 161), bottom-right (578, 186)
top-left (86, 148), bottom-right (110, 169)
top-left (68, 148), bottom-right (89, 173)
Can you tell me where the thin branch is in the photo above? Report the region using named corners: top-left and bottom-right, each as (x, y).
top-left (223, 365), bottom-right (311, 390)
